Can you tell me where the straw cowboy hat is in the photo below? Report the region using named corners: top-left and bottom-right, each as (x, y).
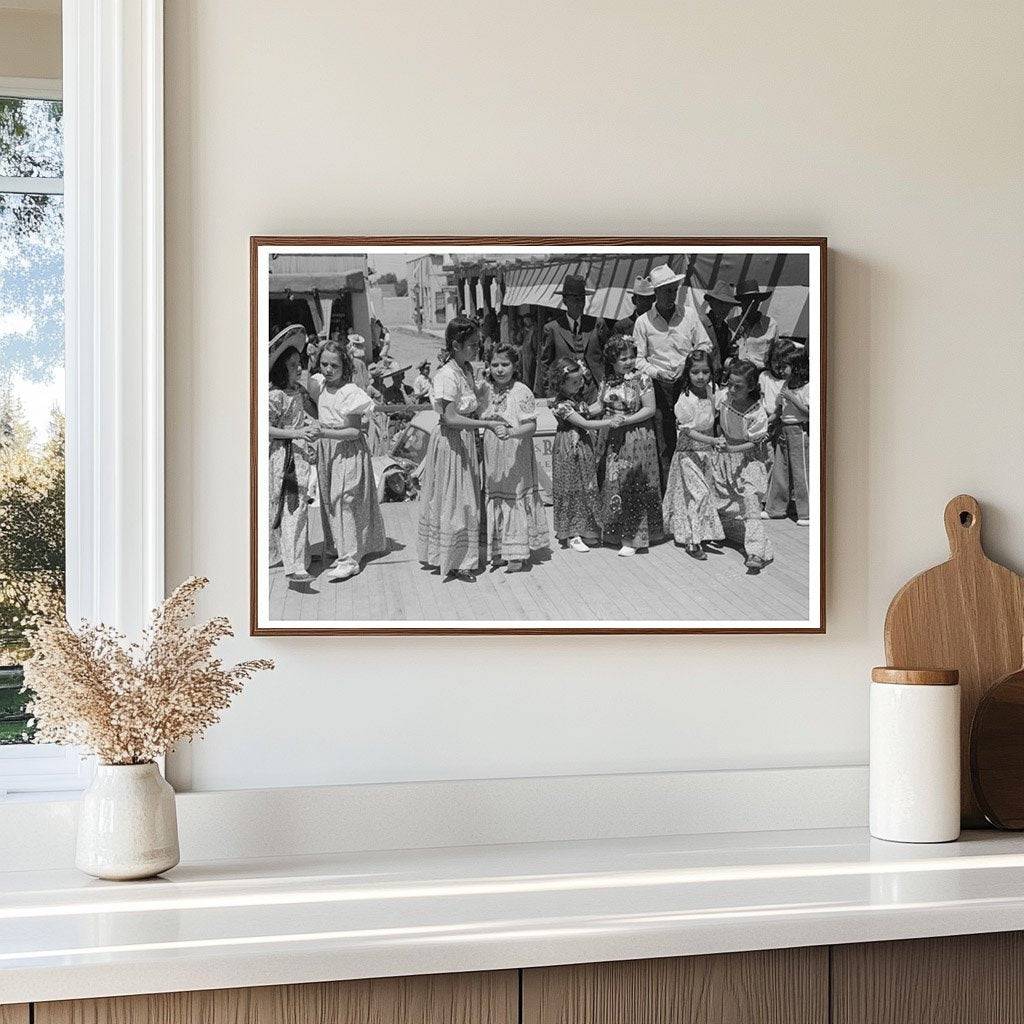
top-left (632, 275), bottom-right (655, 297)
top-left (648, 264), bottom-right (685, 290)
top-left (735, 278), bottom-right (774, 303)
top-left (553, 274), bottom-right (595, 299)
top-left (269, 324), bottom-right (307, 365)
top-left (375, 363), bottom-right (412, 382)
top-left (703, 281), bottom-right (740, 306)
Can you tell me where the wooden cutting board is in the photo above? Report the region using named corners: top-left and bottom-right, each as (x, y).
top-left (970, 650), bottom-right (1024, 829)
top-left (884, 494), bottom-right (1024, 826)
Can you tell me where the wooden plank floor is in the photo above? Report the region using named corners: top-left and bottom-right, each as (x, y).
top-left (269, 499), bottom-right (811, 624)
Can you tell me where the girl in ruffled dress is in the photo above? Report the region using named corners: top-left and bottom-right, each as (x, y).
top-left (268, 330), bottom-right (318, 583)
top-left (308, 341), bottom-right (387, 582)
top-left (480, 343), bottom-right (549, 572)
top-left (710, 359), bottom-right (774, 572)
top-left (416, 316), bottom-right (512, 582)
top-left (594, 335), bottom-right (664, 556)
top-left (549, 358), bottom-right (618, 552)
top-left (662, 349), bottom-right (725, 558)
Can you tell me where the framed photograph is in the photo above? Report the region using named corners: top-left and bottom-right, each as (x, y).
top-left (250, 236), bottom-right (826, 635)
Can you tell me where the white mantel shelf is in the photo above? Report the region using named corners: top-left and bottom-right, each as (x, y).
top-left (4, 827), bottom-right (1024, 1004)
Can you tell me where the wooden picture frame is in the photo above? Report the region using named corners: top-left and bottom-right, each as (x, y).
top-left (250, 236), bottom-right (827, 635)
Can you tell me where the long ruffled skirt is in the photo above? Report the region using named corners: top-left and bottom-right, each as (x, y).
top-left (417, 425), bottom-right (482, 574)
top-left (269, 440), bottom-right (312, 575)
top-left (599, 423), bottom-right (664, 549)
top-left (709, 443), bottom-right (773, 561)
top-left (551, 427), bottom-right (601, 543)
top-left (662, 443), bottom-right (725, 547)
top-left (317, 436), bottom-right (387, 570)
top-left (483, 434), bottom-right (549, 562)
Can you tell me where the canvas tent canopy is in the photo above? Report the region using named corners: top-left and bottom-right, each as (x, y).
top-left (498, 252), bottom-right (812, 337)
top-left (268, 254), bottom-right (372, 338)
top-left (267, 253), bottom-right (368, 294)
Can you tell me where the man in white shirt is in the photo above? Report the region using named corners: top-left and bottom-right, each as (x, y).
top-left (633, 263), bottom-right (713, 478)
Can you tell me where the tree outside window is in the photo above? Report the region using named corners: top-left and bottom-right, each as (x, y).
top-left (0, 95), bottom-right (65, 745)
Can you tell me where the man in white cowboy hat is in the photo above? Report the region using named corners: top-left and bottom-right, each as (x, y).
top-left (727, 278), bottom-right (778, 369)
top-left (539, 272), bottom-right (603, 398)
top-left (613, 275), bottom-right (655, 338)
top-left (633, 262), bottom-right (714, 476)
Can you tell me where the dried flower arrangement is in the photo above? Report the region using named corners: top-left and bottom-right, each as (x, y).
top-left (22, 577), bottom-right (273, 765)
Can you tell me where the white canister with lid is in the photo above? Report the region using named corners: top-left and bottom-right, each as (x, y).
top-left (869, 666), bottom-right (961, 843)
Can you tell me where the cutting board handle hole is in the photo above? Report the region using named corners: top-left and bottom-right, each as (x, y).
top-left (960, 511), bottom-right (974, 527)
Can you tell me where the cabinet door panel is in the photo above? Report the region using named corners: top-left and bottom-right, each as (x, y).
top-left (523, 948), bottom-right (828, 1024)
top-left (36, 970), bottom-right (517, 1024)
top-left (0, 1006), bottom-right (29, 1024)
top-left (832, 932), bottom-right (1024, 1024)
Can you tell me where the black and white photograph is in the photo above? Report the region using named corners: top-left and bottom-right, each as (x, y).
top-left (251, 239), bottom-right (825, 634)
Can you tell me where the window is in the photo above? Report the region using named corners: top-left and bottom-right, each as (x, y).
top-left (0, 7), bottom-right (166, 797)
top-left (0, 81), bottom-right (85, 797)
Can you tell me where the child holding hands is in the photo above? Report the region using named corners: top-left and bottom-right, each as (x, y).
top-left (480, 343), bottom-right (549, 572)
top-left (308, 341), bottom-right (387, 582)
top-left (549, 358), bottom-right (621, 552)
top-left (710, 359), bottom-right (774, 572)
top-left (662, 349), bottom-right (725, 558)
top-left (416, 316), bottom-right (512, 582)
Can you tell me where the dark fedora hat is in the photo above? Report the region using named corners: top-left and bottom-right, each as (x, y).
top-left (735, 279), bottom-right (774, 303)
top-left (554, 273), bottom-right (595, 299)
top-left (703, 281), bottom-right (740, 306)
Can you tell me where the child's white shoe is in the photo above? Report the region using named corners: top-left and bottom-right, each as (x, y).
top-left (796, 518), bottom-right (810, 527)
top-left (759, 511), bottom-right (770, 520)
top-left (617, 545), bottom-right (636, 557)
top-left (327, 563), bottom-right (360, 581)
top-left (568, 537), bottom-right (590, 552)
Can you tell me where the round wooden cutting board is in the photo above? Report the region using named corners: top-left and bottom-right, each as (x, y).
top-left (970, 657), bottom-right (1024, 829)
top-left (884, 495), bottom-right (1024, 826)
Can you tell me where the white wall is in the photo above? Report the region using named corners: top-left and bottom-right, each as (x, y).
top-left (164, 0), bottom-right (1024, 792)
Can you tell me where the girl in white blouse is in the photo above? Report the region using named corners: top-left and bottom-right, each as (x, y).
top-left (308, 342), bottom-right (386, 582)
top-left (416, 316), bottom-right (510, 581)
top-left (662, 350), bottom-right (726, 558)
top-left (709, 360), bottom-right (775, 572)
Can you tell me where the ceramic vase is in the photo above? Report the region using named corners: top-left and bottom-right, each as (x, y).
top-left (869, 668), bottom-right (961, 843)
top-left (76, 762), bottom-right (180, 880)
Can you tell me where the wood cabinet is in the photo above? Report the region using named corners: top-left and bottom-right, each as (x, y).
top-left (832, 932), bottom-right (1024, 1024)
top-left (34, 971), bottom-right (517, 1024)
top-left (21, 931), bottom-right (1024, 1024)
top-left (522, 947), bottom-right (828, 1024)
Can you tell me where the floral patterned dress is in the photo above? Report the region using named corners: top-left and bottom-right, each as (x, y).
top-left (709, 393), bottom-right (773, 562)
top-left (268, 385), bottom-right (314, 575)
top-left (480, 381), bottom-right (550, 563)
top-left (551, 396), bottom-right (602, 544)
top-left (416, 360), bottom-right (487, 574)
top-left (662, 388), bottom-right (725, 546)
top-left (309, 376), bottom-right (387, 572)
top-left (597, 372), bottom-right (664, 549)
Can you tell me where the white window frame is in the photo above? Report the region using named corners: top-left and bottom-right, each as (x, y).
top-left (0, 1), bottom-right (164, 798)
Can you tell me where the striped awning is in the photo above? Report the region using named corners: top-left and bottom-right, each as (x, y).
top-left (500, 252), bottom-right (811, 337)
top-left (501, 258), bottom-right (592, 310)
